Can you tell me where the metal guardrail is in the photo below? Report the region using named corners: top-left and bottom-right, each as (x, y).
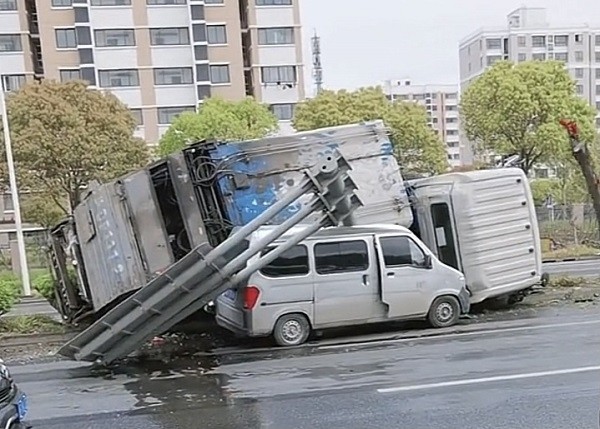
top-left (58, 152), bottom-right (362, 364)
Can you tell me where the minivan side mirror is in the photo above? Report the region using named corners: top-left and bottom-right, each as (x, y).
top-left (418, 254), bottom-right (432, 269)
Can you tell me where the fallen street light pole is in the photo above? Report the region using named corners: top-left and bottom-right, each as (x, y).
top-left (0, 76), bottom-right (31, 296)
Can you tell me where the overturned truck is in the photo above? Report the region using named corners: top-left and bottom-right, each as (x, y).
top-left (49, 120), bottom-right (543, 363)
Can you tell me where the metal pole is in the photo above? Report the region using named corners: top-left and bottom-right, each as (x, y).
top-left (0, 76), bottom-right (31, 296)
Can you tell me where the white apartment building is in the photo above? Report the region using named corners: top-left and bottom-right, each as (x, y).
top-left (0, 0), bottom-right (305, 145)
top-left (383, 79), bottom-right (462, 167)
top-left (459, 6), bottom-right (600, 164)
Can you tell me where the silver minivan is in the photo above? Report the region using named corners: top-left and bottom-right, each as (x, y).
top-left (215, 224), bottom-right (470, 346)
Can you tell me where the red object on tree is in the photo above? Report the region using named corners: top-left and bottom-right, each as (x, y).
top-left (559, 119), bottom-right (580, 139)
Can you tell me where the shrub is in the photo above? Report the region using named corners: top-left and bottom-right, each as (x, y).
top-left (32, 273), bottom-right (57, 303)
top-left (0, 273), bottom-right (21, 315)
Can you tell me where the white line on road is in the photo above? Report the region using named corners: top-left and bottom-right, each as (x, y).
top-left (318, 318), bottom-right (600, 351)
top-left (378, 365), bottom-right (600, 394)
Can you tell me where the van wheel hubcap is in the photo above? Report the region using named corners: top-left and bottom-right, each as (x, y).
top-left (282, 320), bottom-right (302, 343)
top-left (436, 302), bottom-right (454, 322)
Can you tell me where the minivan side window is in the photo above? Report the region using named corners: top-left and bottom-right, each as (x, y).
top-left (380, 236), bottom-right (426, 267)
top-left (259, 245), bottom-right (309, 277)
top-left (314, 240), bottom-right (369, 275)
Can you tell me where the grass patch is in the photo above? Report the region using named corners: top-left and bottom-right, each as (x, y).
top-left (542, 245), bottom-right (600, 260)
top-left (0, 315), bottom-right (65, 335)
top-left (548, 276), bottom-right (595, 288)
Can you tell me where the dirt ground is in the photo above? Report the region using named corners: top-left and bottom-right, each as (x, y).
top-left (2, 277), bottom-right (600, 365)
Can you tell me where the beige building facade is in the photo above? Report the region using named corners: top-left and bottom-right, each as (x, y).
top-left (0, 0), bottom-right (305, 145)
top-left (383, 79), bottom-right (462, 167)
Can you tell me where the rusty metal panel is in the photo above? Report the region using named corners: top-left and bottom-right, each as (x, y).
top-left (121, 170), bottom-right (174, 275)
top-left (194, 120), bottom-right (413, 228)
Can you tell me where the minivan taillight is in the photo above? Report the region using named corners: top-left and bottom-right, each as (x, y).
top-left (243, 285), bottom-right (260, 310)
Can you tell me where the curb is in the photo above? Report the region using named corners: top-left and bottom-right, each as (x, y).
top-left (543, 255), bottom-right (600, 263)
top-left (0, 332), bottom-right (76, 348)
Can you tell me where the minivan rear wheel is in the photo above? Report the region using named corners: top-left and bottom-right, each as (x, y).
top-left (273, 314), bottom-right (310, 347)
top-left (428, 295), bottom-right (460, 328)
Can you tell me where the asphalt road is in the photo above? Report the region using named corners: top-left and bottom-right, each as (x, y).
top-left (11, 308), bottom-right (600, 429)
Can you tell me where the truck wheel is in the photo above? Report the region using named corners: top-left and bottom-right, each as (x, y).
top-left (428, 296), bottom-right (460, 328)
top-left (273, 314), bottom-right (311, 347)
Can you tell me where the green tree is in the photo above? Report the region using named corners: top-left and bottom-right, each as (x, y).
top-left (0, 80), bottom-right (150, 218)
top-left (292, 87), bottom-right (448, 175)
top-left (460, 60), bottom-right (598, 175)
top-left (158, 97), bottom-right (279, 157)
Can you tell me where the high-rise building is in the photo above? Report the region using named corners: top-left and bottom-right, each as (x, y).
top-left (459, 7), bottom-right (600, 164)
top-left (383, 79), bottom-right (462, 167)
top-left (0, 0), bottom-right (305, 145)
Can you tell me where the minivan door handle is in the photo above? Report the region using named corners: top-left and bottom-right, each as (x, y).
top-left (386, 272), bottom-right (395, 277)
top-left (362, 274), bottom-right (370, 286)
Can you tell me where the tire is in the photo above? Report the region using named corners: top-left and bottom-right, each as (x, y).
top-left (428, 295), bottom-right (460, 328)
top-left (273, 314), bottom-right (311, 347)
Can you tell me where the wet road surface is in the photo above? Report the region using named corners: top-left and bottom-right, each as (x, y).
top-left (12, 308), bottom-right (600, 429)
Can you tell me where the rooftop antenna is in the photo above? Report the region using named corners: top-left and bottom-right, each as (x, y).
top-left (311, 30), bottom-right (323, 95)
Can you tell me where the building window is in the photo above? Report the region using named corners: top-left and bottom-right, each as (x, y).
top-left (576, 84), bottom-right (584, 95)
top-left (596, 85), bottom-right (600, 95)
top-left (575, 34), bottom-right (583, 44)
top-left (259, 245), bottom-right (308, 277)
top-left (130, 109), bottom-right (143, 126)
top-left (95, 29), bottom-right (135, 47)
top-left (261, 66), bottom-right (296, 84)
top-left (575, 51), bottom-right (584, 63)
top-left (446, 93), bottom-right (458, 99)
top-left (485, 38), bottom-right (501, 49)
top-left (447, 130), bottom-right (459, 136)
top-left (2, 75), bottom-right (25, 91)
top-left (517, 53), bottom-right (527, 62)
top-left (555, 52), bottom-right (568, 62)
top-left (59, 69), bottom-right (81, 82)
top-left (445, 117), bottom-right (458, 123)
top-left (596, 52), bottom-right (600, 63)
top-left (210, 65), bottom-right (230, 84)
top-left (52, 0), bottom-right (72, 5)
top-left (270, 103), bottom-right (295, 120)
top-left (98, 69), bottom-right (139, 87)
top-left (314, 240), bottom-right (369, 275)
top-left (554, 35), bottom-right (568, 47)
top-left (90, 0), bottom-right (131, 5)
top-left (446, 105), bottom-right (457, 111)
top-left (154, 67), bottom-right (193, 85)
top-left (532, 53), bottom-right (546, 61)
top-left (204, 0), bottom-right (223, 3)
top-left (150, 28), bottom-right (189, 45)
top-left (257, 27), bottom-right (294, 45)
top-left (207, 25), bottom-right (227, 44)
top-left (256, 0), bottom-right (292, 5)
top-left (575, 68), bottom-right (584, 78)
top-left (0, 0), bottom-right (17, 10)
top-left (157, 106), bottom-right (195, 124)
top-left (596, 101), bottom-right (600, 110)
top-left (55, 28), bottom-right (77, 48)
top-left (531, 35), bottom-right (545, 47)
top-left (517, 36), bottom-right (526, 47)
top-left (147, 0), bottom-right (185, 4)
top-left (486, 55), bottom-right (502, 66)
top-left (0, 34), bottom-right (22, 52)
top-left (596, 68), bottom-right (600, 79)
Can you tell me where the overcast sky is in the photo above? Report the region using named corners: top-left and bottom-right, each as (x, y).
top-left (299, 0), bottom-right (600, 96)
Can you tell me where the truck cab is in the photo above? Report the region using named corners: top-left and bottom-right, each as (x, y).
top-left (407, 168), bottom-right (542, 304)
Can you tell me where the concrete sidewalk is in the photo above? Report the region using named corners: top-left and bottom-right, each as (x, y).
top-left (2, 297), bottom-right (61, 320)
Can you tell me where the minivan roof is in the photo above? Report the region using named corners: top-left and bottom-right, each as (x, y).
top-left (244, 223), bottom-right (413, 244)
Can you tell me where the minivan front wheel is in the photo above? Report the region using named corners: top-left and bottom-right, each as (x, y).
top-left (428, 295), bottom-right (460, 328)
top-left (273, 314), bottom-right (311, 347)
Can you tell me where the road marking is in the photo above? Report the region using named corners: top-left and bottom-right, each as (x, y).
top-left (318, 319), bottom-right (600, 351)
top-left (377, 365), bottom-right (600, 394)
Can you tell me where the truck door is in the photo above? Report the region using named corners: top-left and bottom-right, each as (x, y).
top-left (430, 202), bottom-right (460, 271)
top-left (313, 237), bottom-right (381, 326)
top-left (375, 234), bottom-right (433, 318)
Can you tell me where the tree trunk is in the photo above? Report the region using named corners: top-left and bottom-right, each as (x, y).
top-left (570, 138), bottom-right (600, 240)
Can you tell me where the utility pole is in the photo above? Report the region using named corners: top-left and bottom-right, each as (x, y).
top-left (0, 76), bottom-right (31, 296)
top-left (311, 30), bottom-right (323, 95)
